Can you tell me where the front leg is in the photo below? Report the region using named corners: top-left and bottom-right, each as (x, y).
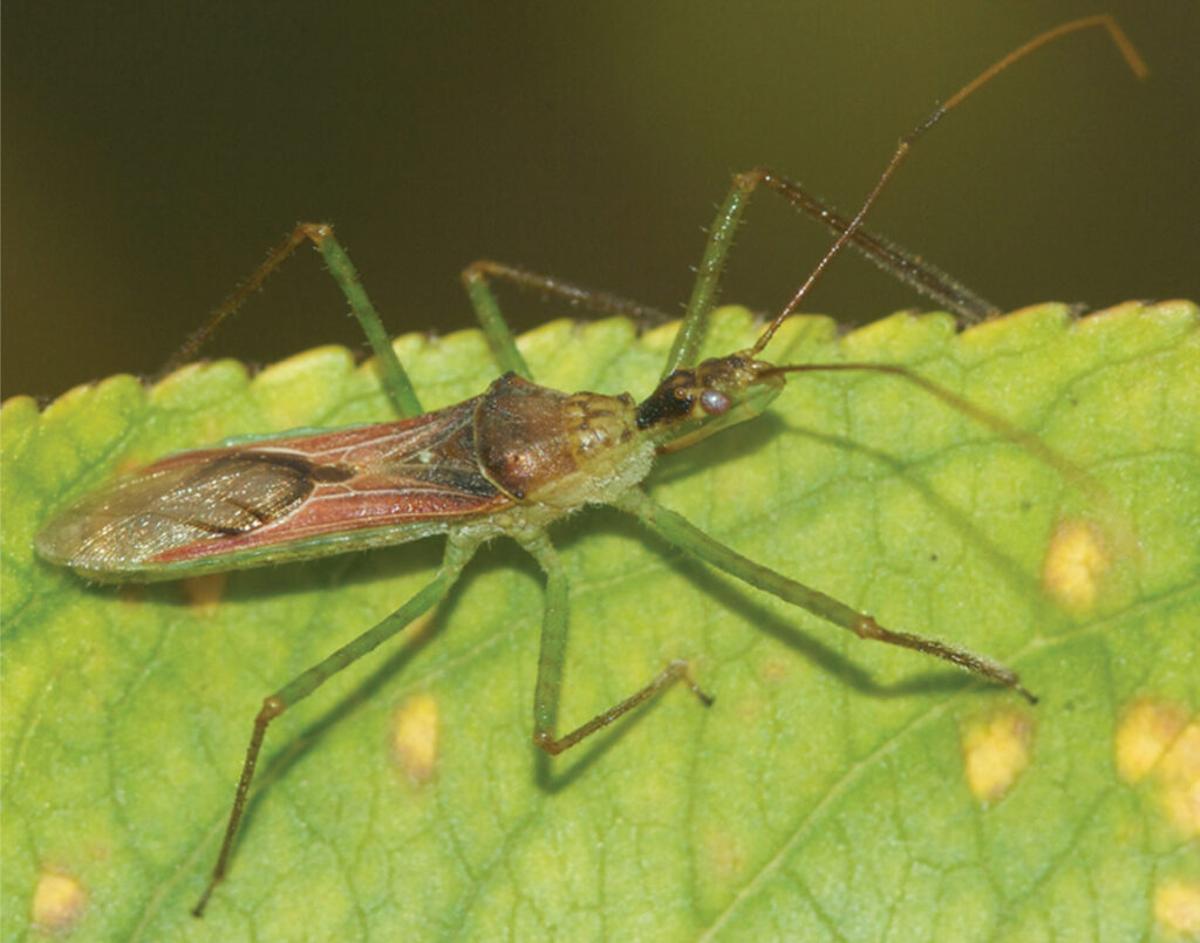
top-left (616, 489), bottom-right (1036, 703)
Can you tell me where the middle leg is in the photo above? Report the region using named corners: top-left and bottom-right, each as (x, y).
top-left (517, 531), bottom-right (712, 756)
top-left (616, 488), bottom-right (1036, 703)
top-left (461, 259), bottom-right (675, 381)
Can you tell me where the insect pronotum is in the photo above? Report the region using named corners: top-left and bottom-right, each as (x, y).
top-left (33, 15), bottom-right (1146, 916)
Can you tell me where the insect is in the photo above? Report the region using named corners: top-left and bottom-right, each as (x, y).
top-left (33, 16), bottom-right (1145, 917)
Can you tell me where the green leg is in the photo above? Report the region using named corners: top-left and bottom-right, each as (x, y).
top-left (191, 534), bottom-right (477, 917)
top-left (461, 259), bottom-right (675, 381)
top-left (312, 226), bottom-right (422, 417)
top-left (617, 489), bottom-right (1036, 704)
top-left (166, 222), bottom-right (423, 419)
top-left (751, 173), bottom-right (997, 324)
top-left (664, 169), bottom-right (997, 376)
top-left (663, 176), bottom-right (754, 376)
top-left (671, 16), bottom-right (1146, 372)
top-left (518, 532), bottom-right (712, 756)
top-left (463, 193), bottom-right (991, 383)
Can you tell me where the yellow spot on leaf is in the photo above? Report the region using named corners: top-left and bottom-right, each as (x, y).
top-left (1116, 699), bottom-right (1189, 783)
top-left (181, 572), bottom-right (227, 612)
top-left (961, 709), bottom-right (1033, 804)
top-left (1042, 518), bottom-right (1109, 612)
top-left (31, 870), bottom-right (86, 932)
top-left (1161, 722), bottom-right (1200, 837)
top-left (391, 693), bottom-right (439, 785)
top-left (1155, 878), bottom-right (1200, 937)
top-left (1116, 698), bottom-right (1200, 838)
top-left (758, 658), bottom-right (792, 683)
top-left (701, 827), bottom-right (748, 883)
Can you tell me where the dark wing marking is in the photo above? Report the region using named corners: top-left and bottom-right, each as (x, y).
top-left (35, 450), bottom-right (337, 573)
top-left (36, 399), bottom-right (514, 577)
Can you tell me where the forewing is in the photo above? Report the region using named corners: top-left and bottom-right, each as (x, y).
top-left (35, 452), bottom-right (315, 573)
top-left (36, 399), bottom-right (511, 579)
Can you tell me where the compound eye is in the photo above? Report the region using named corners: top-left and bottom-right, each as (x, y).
top-left (699, 389), bottom-right (732, 415)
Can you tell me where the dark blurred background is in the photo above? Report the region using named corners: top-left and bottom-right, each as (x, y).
top-left (4, 2), bottom-right (1197, 400)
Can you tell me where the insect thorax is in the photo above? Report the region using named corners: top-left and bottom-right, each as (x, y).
top-left (474, 373), bottom-right (655, 510)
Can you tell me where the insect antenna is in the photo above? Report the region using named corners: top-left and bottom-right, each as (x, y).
top-left (749, 14), bottom-right (1147, 360)
top-left (759, 361), bottom-right (1096, 493)
top-left (758, 358), bottom-right (1141, 576)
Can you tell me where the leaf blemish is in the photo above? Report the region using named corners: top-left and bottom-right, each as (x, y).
top-left (1116, 698), bottom-right (1190, 784)
top-left (1163, 724), bottom-right (1200, 837)
top-left (391, 693), bottom-right (439, 785)
top-left (1116, 698), bottom-right (1200, 838)
top-left (31, 870), bottom-right (87, 932)
top-left (960, 708), bottom-right (1034, 805)
top-left (701, 827), bottom-right (748, 883)
top-left (758, 658), bottom-right (792, 683)
top-left (1155, 878), bottom-right (1200, 938)
top-left (1041, 518), bottom-right (1110, 613)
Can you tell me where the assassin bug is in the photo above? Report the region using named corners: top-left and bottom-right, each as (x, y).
top-left (33, 16), bottom-right (1146, 916)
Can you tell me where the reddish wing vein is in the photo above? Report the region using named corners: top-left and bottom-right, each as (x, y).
top-left (36, 398), bottom-right (513, 577)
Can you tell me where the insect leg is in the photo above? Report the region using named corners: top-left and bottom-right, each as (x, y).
top-left (667, 14), bottom-right (1146, 373)
top-left (519, 532), bottom-right (712, 756)
top-left (663, 171), bottom-right (998, 377)
top-left (745, 174), bottom-right (1000, 324)
top-left (461, 260), bottom-right (674, 380)
top-left (191, 533), bottom-right (478, 917)
top-left (617, 489), bottom-right (1036, 704)
top-left (166, 222), bottom-right (423, 419)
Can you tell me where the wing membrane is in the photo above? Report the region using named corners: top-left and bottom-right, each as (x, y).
top-left (36, 399), bottom-right (512, 579)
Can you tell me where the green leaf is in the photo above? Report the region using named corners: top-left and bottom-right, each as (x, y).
top-left (3, 302), bottom-right (1198, 942)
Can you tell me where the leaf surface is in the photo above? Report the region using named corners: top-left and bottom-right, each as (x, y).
top-left (3, 302), bottom-right (1198, 941)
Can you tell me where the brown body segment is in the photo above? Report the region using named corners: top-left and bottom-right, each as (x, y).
top-left (474, 373), bottom-right (645, 506)
top-left (36, 373), bottom-right (658, 578)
